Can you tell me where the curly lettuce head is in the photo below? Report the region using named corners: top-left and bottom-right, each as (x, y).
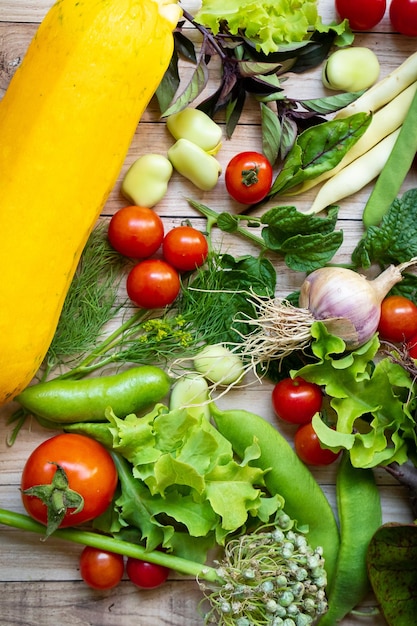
top-left (194, 0), bottom-right (323, 54)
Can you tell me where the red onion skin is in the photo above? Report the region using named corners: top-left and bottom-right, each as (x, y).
top-left (299, 266), bottom-right (403, 348)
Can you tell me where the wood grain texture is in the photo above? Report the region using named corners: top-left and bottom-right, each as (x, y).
top-left (0, 1), bottom-right (416, 624)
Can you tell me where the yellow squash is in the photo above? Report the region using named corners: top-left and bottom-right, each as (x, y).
top-left (0, 0), bottom-right (181, 406)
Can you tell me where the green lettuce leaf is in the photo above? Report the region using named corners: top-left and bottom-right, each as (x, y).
top-left (294, 323), bottom-right (417, 469)
top-left (194, 0), bottom-right (348, 54)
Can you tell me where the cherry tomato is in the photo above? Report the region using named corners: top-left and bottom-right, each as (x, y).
top-left (126, 259), bottom-right (180, 309)
top-left (335, 0), bottom-right (386, 30)
top-left (21, 434), bottom-right (118, 528)
top-left (108, 205), bottom-right (164, 258)
top-left (162, 225), bottom-right (209, 272)
top-left (272, 377), bottom-right (323, 425)
top-left (225, 151), bottom-right (273, 204)
top-left (377, 295), bottom-right (417, 343)
top-left (79, 547), bottom-right (124, 590)
top-left (294, 423), bottom-right (341, 466)
top-left (126, 557), bottom-right (170, 589)
top-left (390, 0), bottom-right (417, 36)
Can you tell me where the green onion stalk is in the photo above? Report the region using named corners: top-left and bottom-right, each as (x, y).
top-left (0, 508), bottom-right (327, 625)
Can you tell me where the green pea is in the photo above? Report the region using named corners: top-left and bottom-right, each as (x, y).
top-left (210, 403), bottom-right (340, 583)
top-left (16, 365), bottom-right (172, 423)
top-left (317, 451), bottom-right (382, 626)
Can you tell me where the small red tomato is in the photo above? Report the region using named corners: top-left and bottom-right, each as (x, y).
top-left (126, 259), bottom-right (180, 309)
top-left (272, 377), bottom-right (323, 425)
top-left (163, 225), bottom-right (209, 272)
top-left (126, 557), bottom-right (170, 589)
top-left (80, 547), bottom-right (124, 590)
top-left (225, 151), bottom-right (273, 204)
top-left (390, 0), bottom-right (417, 36)
top-left (108, 205), bottom-right (164, 258)
top-left (294, 423), bottom-right (341, 466)
top-left (21, 434), bottom-right (118, 529)
top-left (378, 295), bottom-right (417, 343)
top-left (335, 0), bottom-right (386, 30)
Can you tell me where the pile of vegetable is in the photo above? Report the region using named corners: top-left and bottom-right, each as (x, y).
top-left (4, 1), bottom-right (417, 625)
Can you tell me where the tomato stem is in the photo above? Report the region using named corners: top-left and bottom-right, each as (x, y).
top-left (0, 508), bottom-right (222, 583)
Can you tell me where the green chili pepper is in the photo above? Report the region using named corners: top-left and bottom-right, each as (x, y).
top-left (166, 107), bottom-right (222, 154)
top-left (210, 403), bottom-right (340, 583)
top-left (168, 138), bottom-right (222, 191)
top-left (121, 153), bottom-right (173, 208)
top-left (317, 451), bottom-right (382, 626)
top-left (16, 365), bottom-right (171, 423)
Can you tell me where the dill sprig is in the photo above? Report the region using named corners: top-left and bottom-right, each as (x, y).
top-left (45, 222), bottom-right (127, 374)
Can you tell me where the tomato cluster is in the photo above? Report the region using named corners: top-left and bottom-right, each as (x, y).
top-left (80, 549), bottom-right (170, 591)
top-left (335, 0), bottom-right (417, 37)
top-left (21, 433), bottom-right (170, 592)
top-left (108, 205), bottom-right (208, 309)
top-left (271, 377), bottom-right (340, 466)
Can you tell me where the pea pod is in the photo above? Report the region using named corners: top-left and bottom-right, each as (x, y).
top-left (16, 365), bottom-right (171, 423)
top-left (121, 153), bottom-right (173, 208)
top-left (317, 451), bottom-right (382, 626)
top-left (210, 403), bottom-right (340, 583)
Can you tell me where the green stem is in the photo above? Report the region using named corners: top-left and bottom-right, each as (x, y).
top-left (57, 309), bottom-right (149, 380)
top-left (0, 508), bottom-right (221, 583)
top-left (188, 198), bottom-right (267, 251)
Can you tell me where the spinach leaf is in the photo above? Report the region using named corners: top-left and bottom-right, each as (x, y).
top-left (268, 112), bottom-right (372, 197)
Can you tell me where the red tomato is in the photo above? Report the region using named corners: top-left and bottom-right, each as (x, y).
top-left (108, 205), bottom-right (164, 258)
top-left (377, 295), bottom-right (417, 343)
top-left (294, 423), bottom-right (341, 466)
top-left (126, 259), bottom-right (180, 309)
top-left (21, 434), bottom-right (118, 528)
top-left (79, 547), bottom-right (124, 590)
top-left (126, 557), bottom-right (170, 589)
top-left (335, 0), bottom-right (386, 30)
top-left (390, 0), bottom-right (417, 36)
top-left (272, 377), bottom-right (323, 425)
top-left (162, 225), bottom-right (209, 272)
top-left (225, 151), bottom-right (273, 204)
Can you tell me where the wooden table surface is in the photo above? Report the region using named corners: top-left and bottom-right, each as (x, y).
top-left (1, 1), bottom-right (417, 624)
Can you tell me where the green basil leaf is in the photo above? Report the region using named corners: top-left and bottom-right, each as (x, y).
top-left (161, 56), bottom-right (209, 117)
top-left (300, 90), bottom-right (364, 115)
top-left (261, 102), bottom-right (282, 165)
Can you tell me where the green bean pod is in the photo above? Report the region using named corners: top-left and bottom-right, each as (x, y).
top-left (210, 403), bottom-right (340, 583)
top-left (317, 451), bottom-right (382, 626)
top-left (16, 365), bottom-right (171, 423)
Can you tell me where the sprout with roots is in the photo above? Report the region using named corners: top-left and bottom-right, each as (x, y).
top-left (198, 520), bottom-right (328, 625)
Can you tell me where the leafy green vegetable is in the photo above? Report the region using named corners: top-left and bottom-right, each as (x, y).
top-left (190, 199), bottom-right (343, 271)
top-left (293, 323), bottom-right (417, 469)
top-left (99, 404), bottom-right (282, 562)
top-left (353, 188), bottom-right (417, 270)
top-left (194, 0), bottom-right (345, 55)
top-left (367, 523), bottom-right (417, 626)
top-left (268, 111), bottom-right (373, 197)
top-left (158, 7), bottom-right (353, 144)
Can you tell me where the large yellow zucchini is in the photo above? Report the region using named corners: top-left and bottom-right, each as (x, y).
top-left (0, 0), bottom-right (181, 405)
